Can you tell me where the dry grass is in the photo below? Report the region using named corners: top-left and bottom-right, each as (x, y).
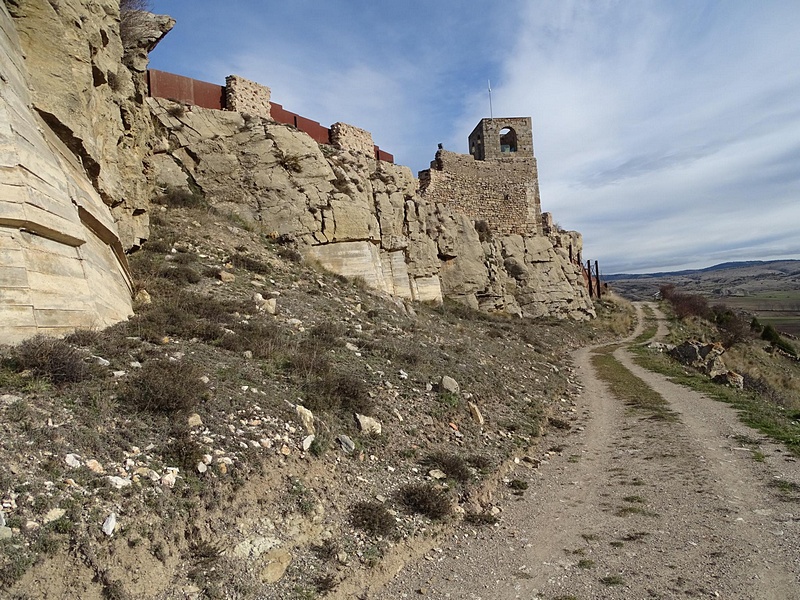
top-left (399, 483), bottom-right (451, 519)
top-left (350, 501), bottom-right (396, 536)
top-left (122, 360), bottom-right (208, 413)
top-left (8, 335), bottom-right (92, 385)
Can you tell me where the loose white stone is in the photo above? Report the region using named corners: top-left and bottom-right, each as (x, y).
top-left (102, 513), bottom-right (117, 536)
top-left (107, 476), bottom-right (132, 490)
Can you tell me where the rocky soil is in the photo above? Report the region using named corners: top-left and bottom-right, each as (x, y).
top-left (0, 203), bottom-right (622, 600)
top-left (378, 303), bottom-right (800, 599)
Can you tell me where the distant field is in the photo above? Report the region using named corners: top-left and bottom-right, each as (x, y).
top-left (718, 291), bottom-right (800, 337)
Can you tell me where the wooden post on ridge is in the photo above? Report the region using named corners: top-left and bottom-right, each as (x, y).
top-left (586, 260), bottom-right (594, 298)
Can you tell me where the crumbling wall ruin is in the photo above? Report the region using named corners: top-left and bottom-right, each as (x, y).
top-left (419, 150), bottom-right (542, 236)
top-left (329, 122), bottom-right (374, 157)
top-left (225, 75), bottom-right (271, 119)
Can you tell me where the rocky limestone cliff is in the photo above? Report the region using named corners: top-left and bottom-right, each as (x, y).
top-left (0, 0), bottom-right (591, 347)
top-left (0, 0), bottom-right (172, 344)
top-left (147, 98), bottom-right (595, 320)
top-left (6, 0), bottom-right (172, 249)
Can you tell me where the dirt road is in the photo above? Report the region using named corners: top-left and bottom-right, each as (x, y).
top-left (378, 303), bottom-right (800, 599)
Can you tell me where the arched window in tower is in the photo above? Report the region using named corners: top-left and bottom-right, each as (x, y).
top-left (499, 127), bottom-right (517, 153)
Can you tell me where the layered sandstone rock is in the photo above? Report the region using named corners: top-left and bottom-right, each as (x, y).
top-left (0, 1), bottom-right (171, 343)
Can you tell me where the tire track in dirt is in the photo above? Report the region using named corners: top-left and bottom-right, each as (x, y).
top-left (377, 303), bottom-right (799, 599)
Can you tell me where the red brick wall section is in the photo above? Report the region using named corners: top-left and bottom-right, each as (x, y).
top-left (147, 70), bottom-right (225, 110)
top-left (376, 149), bottom-right (394, 163)
top-left (294, 115), bottom-right (330, 145)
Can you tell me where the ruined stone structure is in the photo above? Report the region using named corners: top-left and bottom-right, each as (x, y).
top-left (225, 75), bottom-right (272, 119)
top-left (329, 122), bottom-right (375, 157)
top-left (419, 117), bottom-right (542, 236)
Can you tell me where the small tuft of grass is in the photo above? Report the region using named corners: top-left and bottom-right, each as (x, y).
top-left (600, 574), bottom-right (625, 586)
top-left (622, 495), bottom-right (645, 503)
top-left (577, 558), bottom-right (595, 569)
top-left (350, 501), bottom-right (396, 536)
top-left (615, 505), bottom-right (657, 517)
top-left (424, 452), bottom-right (471, 483)
top-left (463, 512), bottom-right (499, 526)
top-left (508, 479), bottom-right (528, 491)
top-left (155, 185), bottom-right (206, 208)
top-left (230, 253), bottom-right (271, 275)
top-left (398, 483), bottom-right (451, 519)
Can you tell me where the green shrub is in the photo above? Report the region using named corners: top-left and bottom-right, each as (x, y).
top-left (761, 325), bottom-right (797, 356)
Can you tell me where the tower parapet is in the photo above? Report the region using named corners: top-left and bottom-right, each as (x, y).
top-left (419, 117), bottom-right (542, 236)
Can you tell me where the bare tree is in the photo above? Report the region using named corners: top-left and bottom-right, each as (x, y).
top-left (119, 0), bottom-right (152, 48)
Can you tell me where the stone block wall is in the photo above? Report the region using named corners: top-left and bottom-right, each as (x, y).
top-left (419, 150), bottom-right (542, 236)
top-left (469, 117), bottom-right (534, 161)
top-left (330, 122), bottom-right (375, 156)
top-left (225, 75), bottom-right (271, 119)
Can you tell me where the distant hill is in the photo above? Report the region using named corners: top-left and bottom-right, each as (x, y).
top-left (605, 260), bottom-right (800, 282)
top-left (606, 259), bottom-right (800, 301)
top-left (606, 259), bottom-right (800, 336)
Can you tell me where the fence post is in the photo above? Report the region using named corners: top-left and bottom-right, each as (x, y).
top-left (586, 260), bottom-right (594, 298)
top-left (595, 260), bottom-right (601, 299)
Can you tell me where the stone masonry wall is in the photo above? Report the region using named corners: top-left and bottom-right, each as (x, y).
top-left (225, 75), bottom-right (271, 119)
top-left (419, 150), bottom-right (541, 236)
top-left (329, 122), bottom-right (374, 156)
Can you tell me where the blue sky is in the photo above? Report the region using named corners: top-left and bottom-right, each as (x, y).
top-left (148, 1), bottom-right (800, 274)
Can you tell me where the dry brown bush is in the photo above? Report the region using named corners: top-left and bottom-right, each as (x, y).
top-left (10, 335), bottom-right (91, 385)
top-left (123, 360), bottom-right (207, 413)
top-left (399, 483), bottom-right (451, 519)
top-left (350, 501), bottom-right (396, 536)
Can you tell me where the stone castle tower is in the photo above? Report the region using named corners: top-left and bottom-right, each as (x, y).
top-left (419, 117), bottom-right (543, 236)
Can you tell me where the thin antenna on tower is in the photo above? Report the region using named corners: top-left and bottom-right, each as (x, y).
top-left (488, 80), bottom-right (493, 120)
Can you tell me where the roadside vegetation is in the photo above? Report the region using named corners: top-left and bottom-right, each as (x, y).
top-left (630, 285), bottom-right (800, 456)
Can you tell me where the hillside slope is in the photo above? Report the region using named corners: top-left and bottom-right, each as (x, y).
top-left (0, 202), bottom-right (623, 599)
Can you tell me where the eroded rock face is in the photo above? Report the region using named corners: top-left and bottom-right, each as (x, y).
top-left (7, 0), bottom-right (172, 250)
top-left (148, 100), bottom-right (595, 320)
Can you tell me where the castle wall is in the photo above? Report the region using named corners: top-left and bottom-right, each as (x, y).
top-left (146, 69), bottom-right (394, 162)
top-left (419, 150), bottom-right (542, 236)
top-left (330, 122), bottom-right (374, 157)
top-left (225, 75), bottom-right (271, 119)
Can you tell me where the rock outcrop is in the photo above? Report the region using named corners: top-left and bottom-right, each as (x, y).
top-left (0, 1), bottom-right (172, 344)
top-left (147, 99), bottom-right (595, 319)
top-left (1, 1), bottom-right (592, 346)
